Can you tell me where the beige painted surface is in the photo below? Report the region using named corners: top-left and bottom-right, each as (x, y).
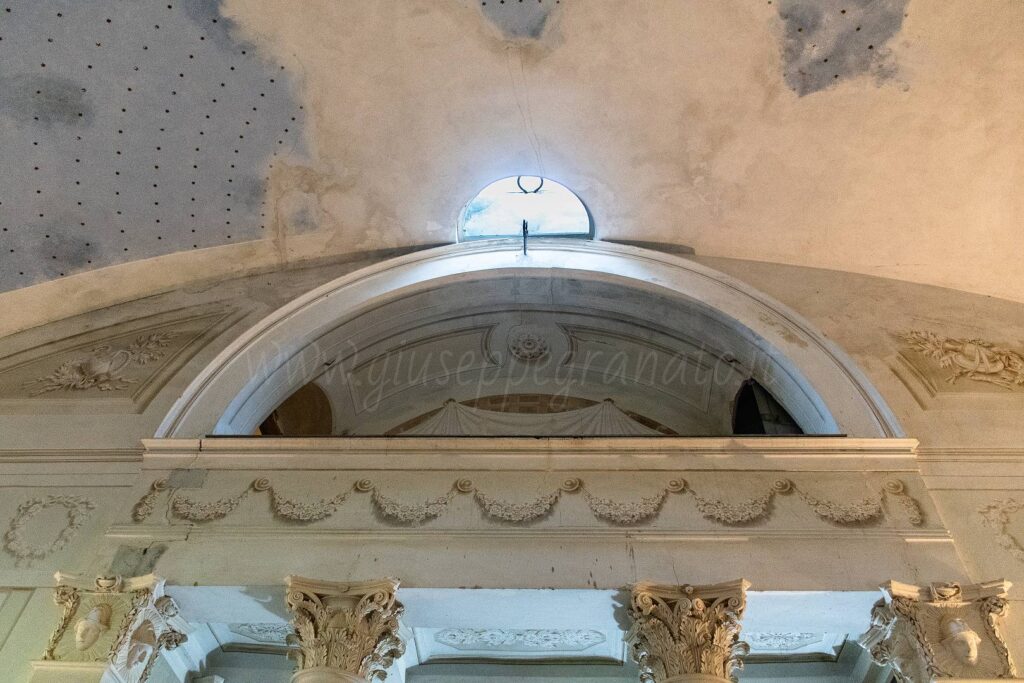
top-left (199, 0), bottom-right (1024, 301)
top-left (1, 0), bottom-right (1022, 336)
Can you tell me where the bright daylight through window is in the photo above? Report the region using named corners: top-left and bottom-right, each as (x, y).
top-left (458, 175), bottom-right (592, 240)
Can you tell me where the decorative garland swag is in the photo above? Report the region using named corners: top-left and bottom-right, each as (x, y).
top-left (132, 476), bottom-right (924, 528)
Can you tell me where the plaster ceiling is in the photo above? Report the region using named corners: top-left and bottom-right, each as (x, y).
top-left (1, 0), bottom-right (1022, 302)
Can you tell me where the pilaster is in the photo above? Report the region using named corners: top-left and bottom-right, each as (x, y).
top-left (29, 573), bottom-right (186, 683)
top-left (625, 579), bottom-right (750, 683)
top-left (284, 575), bottom-right (405, 683)
top-left (859, 579), bottom-right (1018, 681)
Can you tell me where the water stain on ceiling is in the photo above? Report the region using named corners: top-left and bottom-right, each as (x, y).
top-left (0, 0), bottom-right (306, 291)
top-left (777, 0), bottom-right (909, 96)
top-left (479, 0), bottom-right (561, 40)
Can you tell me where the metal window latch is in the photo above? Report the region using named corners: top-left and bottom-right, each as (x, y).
top-left (522, 219), bottom-right (528, 255)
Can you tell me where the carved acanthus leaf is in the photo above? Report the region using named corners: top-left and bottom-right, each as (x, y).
top-left (626, 580), bottom-right (750, 683)
top-left (285, 576), bottom-right (404, 681)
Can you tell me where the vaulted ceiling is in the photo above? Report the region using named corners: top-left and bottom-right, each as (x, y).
top-left (1, 0), bottom-right (1021, 305)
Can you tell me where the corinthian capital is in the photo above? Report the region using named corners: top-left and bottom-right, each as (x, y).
top-left (858, 579), bottom-right (1018, 681)
top-left (626, 579), bottom-right (751, 683)
top-left (284, 576), bottom-right (405, 683)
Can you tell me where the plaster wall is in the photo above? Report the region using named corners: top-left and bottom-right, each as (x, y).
top-left (1, 255), bottom-right (1024, 679)
top-left (2, 0), bottom-right (1023, 338)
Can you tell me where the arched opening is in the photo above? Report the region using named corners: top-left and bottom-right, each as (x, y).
top-left (732, 379), bottom-right (804, 436)
top-left (157, 240), bottom-right (900, 438)
top-left (256, 382), bottom-right (333, 436)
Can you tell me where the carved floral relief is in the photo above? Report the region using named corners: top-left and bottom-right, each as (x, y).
top-left (434, 628), bottom-right (605, 652)
top-left (129, 475), bottom-right (925, 529)
top-left (24, 333), bottom-right (178, 395)
top-left (229, 622), bottom-right (295, 644)
top-left (3, 495), bottom-right (95, 566)
top-left (0, 306), bottom-right (240, 409)
top-left (744, 632), bottom-right (821, 652)
top-left (978, 498), bottom-right (1024, 563)
top-left (898, 330), bottom-right (1024, 391)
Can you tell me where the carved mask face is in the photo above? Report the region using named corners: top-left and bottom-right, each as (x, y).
top-left (943, 618), bottom-right (982, 666)
top-left (74, 605), bottom-right (111, 651)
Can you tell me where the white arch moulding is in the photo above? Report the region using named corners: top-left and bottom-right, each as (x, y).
top-left (156, 239), bottom-right (903, 438)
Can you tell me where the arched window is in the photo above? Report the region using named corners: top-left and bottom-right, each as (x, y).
top-left (458, 175), bottom-right (592, 240)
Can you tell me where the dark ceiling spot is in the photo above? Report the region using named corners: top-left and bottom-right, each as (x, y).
top-left (777, 0), bottom-right (909, 96)
top-left (0, 74), bottom-right (94, 127)
top-left (480, 0), bottom-right (559, 40)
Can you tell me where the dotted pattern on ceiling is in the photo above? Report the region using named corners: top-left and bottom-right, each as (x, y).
top-left (0, 0), bottom-right (305, 292)
top-left (480, 0), bottom-right (561, 39)
top-left (776, 0), bottom-right (909, 96)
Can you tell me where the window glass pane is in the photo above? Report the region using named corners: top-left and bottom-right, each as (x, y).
top-left (459, 176), bottom-right (590, 239)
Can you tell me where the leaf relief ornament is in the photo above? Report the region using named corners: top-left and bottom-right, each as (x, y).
top-left (582, 489), bottom-right (668, 525)
top-left (795, 485), bottom-right (882, 525)
top-left (3, 495), bottom-right (96, 565)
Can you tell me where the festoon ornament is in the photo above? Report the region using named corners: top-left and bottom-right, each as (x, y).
top-left (35, 572), bottom-right (187, 683)
top-left (626, 579), bottom-right (751, 683)
top-left (858, 579), bottom-right (1018, 681)
top-left (284, 576), bottom-right (405, 683)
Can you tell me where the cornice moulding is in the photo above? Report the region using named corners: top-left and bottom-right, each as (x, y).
top-left (0, 449), bottom-right (142, 463)
top-left (140, 437), bottom-right (919, 472)
top-left (107, 525), bottom-right (954, 543)
top-left (917, 448), bottom-right (1024, 461)
top-left (155, 436), bottom-right (920, 454)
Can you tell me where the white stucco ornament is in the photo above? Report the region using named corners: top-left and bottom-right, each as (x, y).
top-left (3, 495), bottom-right (96, 564)
top-left (507, 330), bottom-right (550, 362)
top-left (859, 580), bottom-right (1018, 681)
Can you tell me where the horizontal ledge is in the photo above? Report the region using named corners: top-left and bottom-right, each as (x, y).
top-left (106, 525), bottom-right (952, 542)
top-left (148, 436), bottom-right (920, 455)
top-left (0, 449), bottom-right (142, 463)
top-left (140, 455), bottom-right (920, 472)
